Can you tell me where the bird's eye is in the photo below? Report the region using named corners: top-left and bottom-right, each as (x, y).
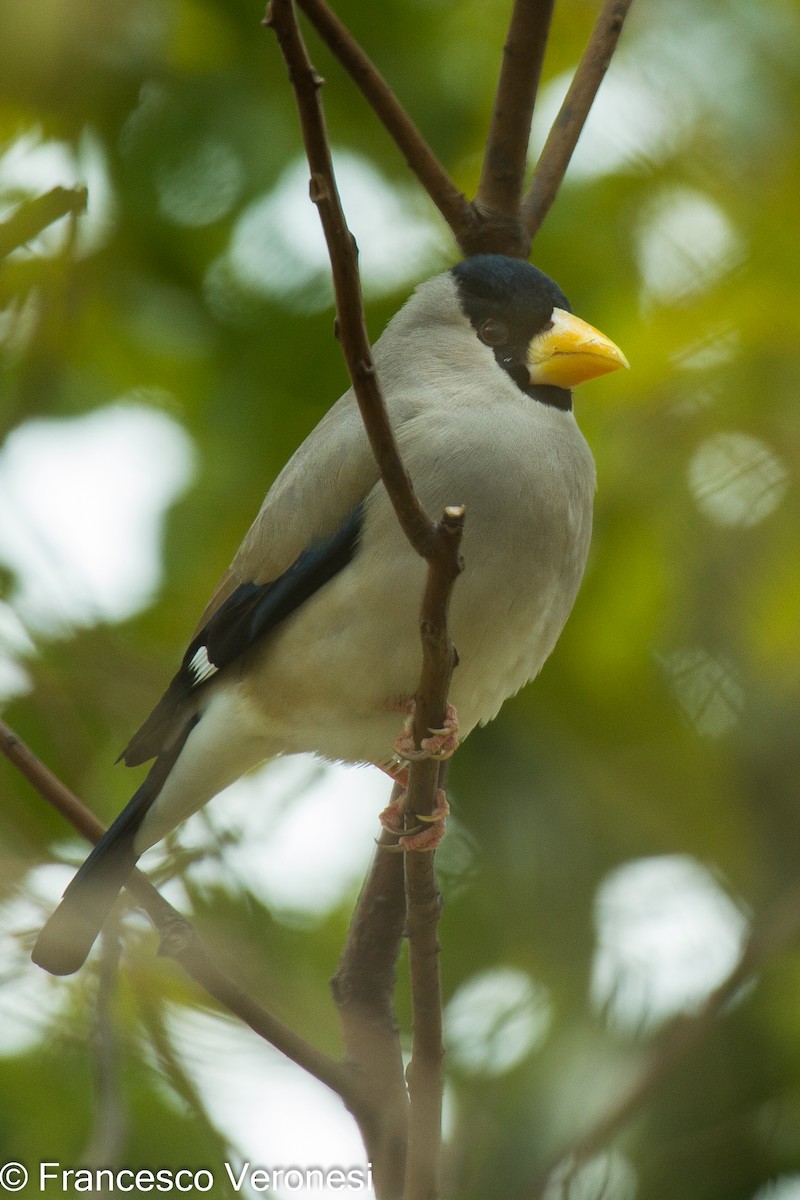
top-left (478, 318), bottom-right (508, 346)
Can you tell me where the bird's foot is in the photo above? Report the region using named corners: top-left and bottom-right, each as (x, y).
top-left (392, 701), bottom-right (459, 763)
top-left (379, 789), bottom-right (450, 852)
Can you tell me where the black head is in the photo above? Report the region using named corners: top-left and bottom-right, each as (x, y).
top-left (451, 255), bottom-right (573, 411)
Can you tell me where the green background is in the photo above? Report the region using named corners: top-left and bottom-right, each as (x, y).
top-left (1, 1), bottom-right (800, 1197)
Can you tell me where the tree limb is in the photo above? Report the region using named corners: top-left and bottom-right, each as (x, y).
top-left (292, 0), bottom-right (632, 260)
top-left (332, 820), bottom-right (409, 1200)
top-left (474, 0), bottom-right (555, 256)
top-left (524, 0), bottom-right (633, 237)
top-left (404, 814), bottom-right (445, 1200)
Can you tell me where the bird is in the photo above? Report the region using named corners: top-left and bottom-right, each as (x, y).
top-left (32, 253), bottom-right (628, 976)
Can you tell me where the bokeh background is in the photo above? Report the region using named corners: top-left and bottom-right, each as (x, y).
top-left (2, 0), bottom-right (800, 1197)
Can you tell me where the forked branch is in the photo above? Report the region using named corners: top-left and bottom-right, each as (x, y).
top-left (291, 0), bottom-right (632, 258)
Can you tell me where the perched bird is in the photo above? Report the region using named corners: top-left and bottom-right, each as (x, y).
top-left (32, 254), bottom-right (627, 976)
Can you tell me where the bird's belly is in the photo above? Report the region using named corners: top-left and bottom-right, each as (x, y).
top-left (239, 413), bottom-right (594, 766)
top-left (448, 581), bottom-right (570, 729)
top-left (240, 522), bottom-right (588, 768)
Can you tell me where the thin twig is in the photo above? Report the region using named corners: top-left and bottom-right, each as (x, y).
top-left (294, 0), bottom-right (473, 245)
top-left (1, 719), bottom-right (354, 1106)
top-left (524, 0), bottom-right (634, 237)
top-left (0, 186), bottom-right (88, 259)
top-left (291, 0), bottom-right (632, 257)
top-left (154, 910), bottom-right (357, 1104)
top-left (475, 0), bottom-right (555, 254)
top-left (527, 879), bottom-right (800, 1198)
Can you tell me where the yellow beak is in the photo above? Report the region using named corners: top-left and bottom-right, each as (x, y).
top-left (527, 307), bottom-right (629, 389)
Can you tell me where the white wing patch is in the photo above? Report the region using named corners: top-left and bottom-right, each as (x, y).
top-left (189, 645), bottom-right (219, 685)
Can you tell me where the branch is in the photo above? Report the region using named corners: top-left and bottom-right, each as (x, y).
top-left (523, 0), bottom-right (633, 237)
top-left (0, 186), bottom-right (88, 259)
top-left (294, 0), bottom-right (474, 247)
top-left (332, 819), bottom-right (409, 1200)
top-left (267, 7), bottom-right (465, 1194)
top-left (294, 0), bottom-right (631, 259)
top-left (266, 0), bottom-right (440, 558)
top-left (474, 0), bottom-right (555, 255)
top-left (331, 512), bottom-right (461, 1196)
top-left (403, 778), bottom-right (448, 1200)
top-left (401, 515), bottom-right (463, 1200)
top-left (527, 879), bottom-right (800, 1199)
top-left (1, 719), bottom-right (355, 1107)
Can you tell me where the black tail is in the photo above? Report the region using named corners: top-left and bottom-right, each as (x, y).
top-left (32, 724), bottom-right (194, 976)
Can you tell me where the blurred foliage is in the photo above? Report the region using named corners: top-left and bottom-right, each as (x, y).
top-left (1, 0), bottom-right (800, 1197)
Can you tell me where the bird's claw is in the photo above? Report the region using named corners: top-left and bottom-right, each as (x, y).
top-left (379, 789), bottom-right (450, 852)
top-left (392, 702), bottom-right (459, 764)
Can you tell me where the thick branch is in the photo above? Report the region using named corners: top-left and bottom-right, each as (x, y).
top-left (475, 0), bottom-right (554, 248)
top-left (404, 848), bottom-right (444, 1200)
top-left (527, 879), bottom-right (800, 1199)
top-left (1, 720), bottom-right (352, 1105)
top-left (524, 0), bottom-right (633, 237)
top-left (294, 0), bottom-right (473, 245)
top-left (0, 186), bottom-right (88, 259)
top-left (331, 502), bottom-right (462, 1200)
top-left (332, 820), bottom-right (409, 1200)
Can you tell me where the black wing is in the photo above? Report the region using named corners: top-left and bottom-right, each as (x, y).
top-left (122, 504), bottom-right (364, 765)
